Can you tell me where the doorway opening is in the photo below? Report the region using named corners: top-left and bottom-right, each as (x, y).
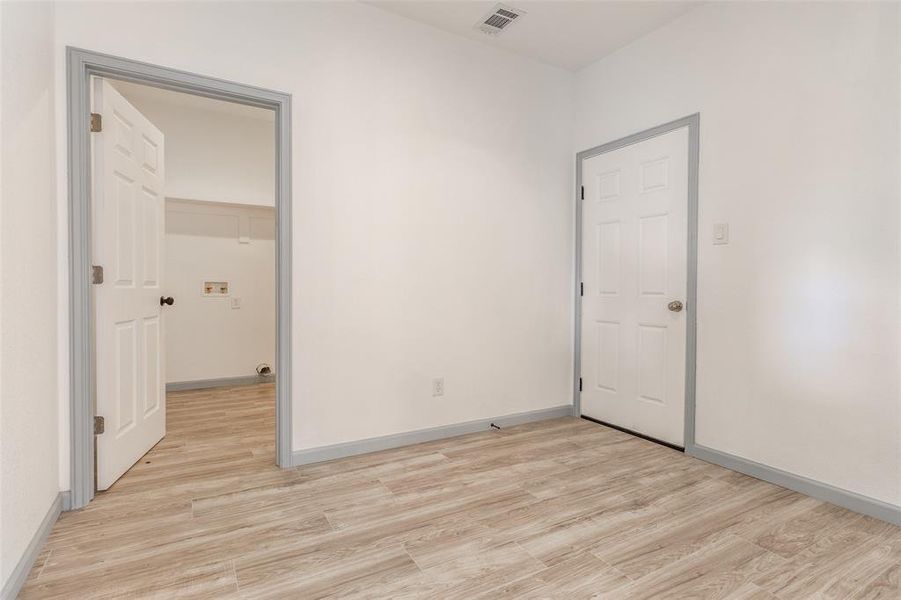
top-left (93, 78), bottom-right (278, 490)
top-left (67, 48), bottom-right (292, 510)
top-left (574, 114), bottom-right (699, 451)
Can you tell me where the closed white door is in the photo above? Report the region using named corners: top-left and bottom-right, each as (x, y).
top-left (580, 127), bottom-right (688, 447)
top-left (93, 78), bottom-right (167, 489)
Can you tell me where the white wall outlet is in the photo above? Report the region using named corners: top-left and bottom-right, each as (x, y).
top-left (713, 222), bottom-right (730, 245)
top-left (231, 297), bottom-right (241, 309)
top-left (432, 377), bottom-right (445, 397)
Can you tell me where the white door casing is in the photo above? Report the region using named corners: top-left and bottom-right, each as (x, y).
top-left (93, 78), bottom-right (166, 489)
top-left (580, 127), bottom-right (688, 447)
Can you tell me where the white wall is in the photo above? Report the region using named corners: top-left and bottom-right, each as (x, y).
top-left (0, 0), bottom-right (60, 589)
top-left (110, 84), bottom-right (278, 384)
top-left (53, 2), bottom-right (574, 456)
top-left (575, 1), bottom-right (900, 506)
top-left (114, 84), bottom-right (275, 207)
top-left (0, 5), bottom-right (894, 577)
top-left (165, 200), bottom-right (275, 383)
top-left (0, 0), bottom-right (889, 589)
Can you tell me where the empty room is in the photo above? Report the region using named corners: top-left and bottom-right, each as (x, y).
top-left (0, 1), bottom-right (898, 599)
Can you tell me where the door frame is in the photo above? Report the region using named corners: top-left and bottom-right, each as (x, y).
top-left (67, 47), bottom-right (293, 510)
top-left (573, 114), bottom-right (699, 451)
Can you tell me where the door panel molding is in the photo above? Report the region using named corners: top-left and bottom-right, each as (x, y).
top-left (67, 47), bottom-right (293, 510)
top-left (93, 79), bottom-right (166, 489)
top-left (574, 114), bottom-right (699, 450)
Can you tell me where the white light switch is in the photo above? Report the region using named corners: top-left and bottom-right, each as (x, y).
top-left (231, 297), bottom-right (241, 309)
top-left (713, 222), bottom-right (729, 245)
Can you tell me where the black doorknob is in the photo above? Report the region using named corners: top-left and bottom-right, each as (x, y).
top-left (160, 296), bottom-right (175, 306)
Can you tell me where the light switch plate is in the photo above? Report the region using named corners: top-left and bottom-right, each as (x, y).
top-left (713, 222), bottom-right (729, 245)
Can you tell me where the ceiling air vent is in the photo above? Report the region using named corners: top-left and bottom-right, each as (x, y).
top-left (476, 4), bottom-right (526, 36)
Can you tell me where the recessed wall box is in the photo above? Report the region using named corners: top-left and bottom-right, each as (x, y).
top-left (202, 281), bottom-right (229, 296)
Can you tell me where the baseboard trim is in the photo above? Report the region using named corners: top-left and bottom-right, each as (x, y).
top-left (166, 375), bottom-right (274, 392)
top-left (291, 404), bottom-right (573, 466)
top-left (688, 443), bottom-right (901, 526)
top-left (1, 492), bottom-right (64, 600)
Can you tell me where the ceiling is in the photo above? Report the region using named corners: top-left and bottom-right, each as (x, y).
top-left (367, 1), bottom-right (701, 71)
top-left (111, 80), bottom-right (275, 122)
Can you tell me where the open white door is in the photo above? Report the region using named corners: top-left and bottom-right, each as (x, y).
top-left (93, 78), bottom-right (167, 490)
top-left (580, 127), bottom-right (688, 447)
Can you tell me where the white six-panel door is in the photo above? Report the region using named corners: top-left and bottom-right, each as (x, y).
top-left (93, 78), bottom-right (166, 489)
top-left (580, 127), bottom-right (688, 447)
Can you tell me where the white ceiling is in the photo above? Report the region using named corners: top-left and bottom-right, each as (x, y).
top-left (367, 1), bottom-right (701, 71)
top-left (111, 80), bottom-right (275, 122)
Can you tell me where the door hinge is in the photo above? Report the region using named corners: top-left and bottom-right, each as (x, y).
top-left (579, 377), bottom-right (583, 392)
top-left (90, 112), bottom-right (102, 133)
top-left (580, 186), bottom-right (584, 200)
top-left (580, 282), bottom-right (584, 296)
top-left (93, 415), bottom-right (105, 435)
top-left (91, 265), bottom-right (104, 284)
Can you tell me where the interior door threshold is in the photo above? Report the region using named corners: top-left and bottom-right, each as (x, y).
top-left (580, 415), bottom-right (685, 452)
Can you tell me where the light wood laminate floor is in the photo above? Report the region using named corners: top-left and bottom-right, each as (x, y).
top-left (22, 384), bottom-right (900, 599)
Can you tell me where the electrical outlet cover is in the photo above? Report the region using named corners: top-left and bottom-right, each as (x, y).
top-left (713, 222), bottom-right (729, 245)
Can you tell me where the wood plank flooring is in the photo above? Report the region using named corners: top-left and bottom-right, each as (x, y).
top-left (21, 384), bottom-right (900, 598)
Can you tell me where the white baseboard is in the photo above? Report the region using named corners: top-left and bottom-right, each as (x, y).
top-left (291, 404), bottom-right (573, 466)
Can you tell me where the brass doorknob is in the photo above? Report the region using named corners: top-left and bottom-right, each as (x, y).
top-left (667, 300), bottom-right (683, 312)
